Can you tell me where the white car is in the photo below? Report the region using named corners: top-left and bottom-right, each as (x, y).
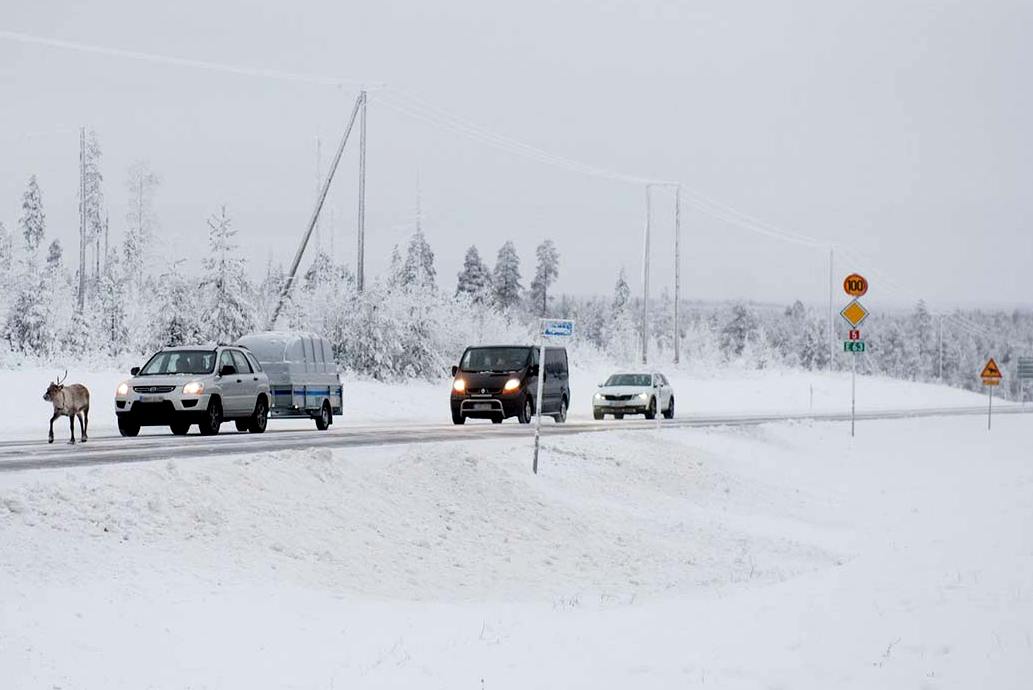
top-left (592, 371), bottom-right (675, 420)
top-left (115, 345), bottom-right (271, 437)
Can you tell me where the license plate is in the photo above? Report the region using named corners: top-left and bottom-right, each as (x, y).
top-left (473, 403), bottom-right (493, 410)
top-left (139, 395), bottom-right (164, 403)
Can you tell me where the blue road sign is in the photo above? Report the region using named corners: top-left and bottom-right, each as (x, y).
top-left (541, 319), bottom-right (574, 337)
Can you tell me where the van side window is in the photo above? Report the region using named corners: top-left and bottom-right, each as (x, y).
top-left (545, 349), bottom-right (567, 377)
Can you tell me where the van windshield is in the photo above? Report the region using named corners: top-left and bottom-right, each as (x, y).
top-left (460, 347), bottom-right (531, 373)
top-left (139, 350), bottom-right (217, 376)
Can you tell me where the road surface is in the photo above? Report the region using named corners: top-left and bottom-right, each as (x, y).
top-left (1, 404), bottom-right (1028, 474)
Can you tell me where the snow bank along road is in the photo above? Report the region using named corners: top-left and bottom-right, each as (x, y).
top-left (1, 404), bottom-right (1029, 473)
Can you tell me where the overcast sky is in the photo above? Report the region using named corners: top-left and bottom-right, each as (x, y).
top-left (1, 0), bottom-right (1030, 310)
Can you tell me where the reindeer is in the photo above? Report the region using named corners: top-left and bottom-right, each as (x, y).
top-left (43, 370), bottom-right (90, 444)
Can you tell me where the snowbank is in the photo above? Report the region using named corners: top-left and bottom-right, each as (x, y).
top-left (2, 414), bottom-right (1032, 688)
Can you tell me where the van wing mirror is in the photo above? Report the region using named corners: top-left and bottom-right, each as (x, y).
top-left (530, 364), bottom-right (540, 377)
top-left (219, 364), bottom-right (237, 377)
top-left (130, 366), bottom-right (140, 376)
top-left (451, 365), bottom-right (459, 377)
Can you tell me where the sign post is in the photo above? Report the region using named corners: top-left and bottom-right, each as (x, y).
top-left (981, 358), bottom-right (1002, 430)
top-left (840, 275), bottom-right (870, 437)
top-left (533, 319), bottom-right (574, 474)
top-left (1017, 356), bottom-right (1033, 406)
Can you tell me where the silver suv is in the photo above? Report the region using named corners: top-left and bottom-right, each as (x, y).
top-left (115, 345), bottom-right (271, 437)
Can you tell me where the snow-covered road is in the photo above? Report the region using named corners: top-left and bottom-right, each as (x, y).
top-left (1, 404), bottom-right (1028, 474)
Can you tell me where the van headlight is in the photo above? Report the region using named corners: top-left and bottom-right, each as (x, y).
top-left (116, 382), bottom-right (129, 397)
top-left (183, 381), bottom-right (205, 396)
top-left (637, 392), bottom-right (649, 400)
top-left (453, 378), bottom-right (466, 393)
top-left (503, 378), bottom-right (521, 392)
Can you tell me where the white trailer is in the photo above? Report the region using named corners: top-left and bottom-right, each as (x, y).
top-left (236, 331), bottom-right (343, 430)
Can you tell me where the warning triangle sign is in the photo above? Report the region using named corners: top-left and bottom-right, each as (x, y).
top-left (981, 358), bottom-right (1002, 379)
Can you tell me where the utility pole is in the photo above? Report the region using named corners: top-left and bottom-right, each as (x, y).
top-left (641, 185), bottom-right (652, 365)
top-left (270, 92), bottom-right (364, 328)
top-left (357, 89), bottom-right (368, 292)
top-left (314, 136), bottom-right (322, 251)
top-left (77, 126), bottom-right (86, 311)
top-left (827, 247), bottom-right (834, 372)
top-left (673, 185), bottom-right (681, 365)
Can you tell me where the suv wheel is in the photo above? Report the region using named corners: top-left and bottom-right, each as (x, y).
top-left (518, 396), bottom-right (534, 424)
top-left (315, 401), bottom-right (332, 431)
top-left (663, 396), bottom-right (675, 420)
top-left (198, 398), bottom-right (222, 436)
top-left (118, 417), bottom-right (140, 437)
top-left (553, 397), bottom-right (568, 424)
top-left (248, 397), bottom-right (268, 433)
top-left (170, 421), bottom-right (191, 435)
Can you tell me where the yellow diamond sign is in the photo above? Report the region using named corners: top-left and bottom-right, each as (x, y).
top-left (840, 299), bottom-right (869, 328)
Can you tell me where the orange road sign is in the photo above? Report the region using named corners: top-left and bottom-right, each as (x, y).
top-left (981, 358), bottom-right (1002, 383)
top-left (840, 300), bottom-right (869, 328)
top-left (843, 273), bottom-right (868, 297)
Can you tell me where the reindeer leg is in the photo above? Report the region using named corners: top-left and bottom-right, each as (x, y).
top-left (48, 413), bottom-right (58, 443)
top-left (68, 414), bottom-right (76, 445)
top-left (82, 409), bottom-right (89, 442)
top-left (78, 412), bottom-right (88, 442)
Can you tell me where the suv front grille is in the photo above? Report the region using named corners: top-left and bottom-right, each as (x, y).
top-left (134, 385), bottom-right (176, 394)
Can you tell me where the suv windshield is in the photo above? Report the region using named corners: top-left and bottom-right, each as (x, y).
top-left (460, 347), bottom-right (532, 372)
top-left (605, 374), bottom-right (652, 387)
top-left (139, 350), bottom-right (217, 376)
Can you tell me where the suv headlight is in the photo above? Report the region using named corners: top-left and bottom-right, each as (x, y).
top-left (183, 381), bottom-right (205, 396)
top-left (503, 378), bottom-right (521, 392)
top-left (637, 392), bottom-right (649, 400)
top-left (116, 382), bottom-right (129, 397)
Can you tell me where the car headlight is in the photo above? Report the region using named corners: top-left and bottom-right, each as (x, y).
top-left (183, 381), bottom-right (205, 396)
top-left (503, 378), bottom-right (521, 392)
top-left (637, 392), bottom-right (649, 400)
top-left (116, 382), bottom-right (129, 397)
top-left (593, 392), bottom-right (603, 400)
top-left (453, 378), bottom-right (466, 393)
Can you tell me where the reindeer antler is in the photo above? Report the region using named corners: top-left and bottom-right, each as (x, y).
top-left (57, 369), bottom-right (68, 385)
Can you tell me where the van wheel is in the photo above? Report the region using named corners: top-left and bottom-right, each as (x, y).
top-left (198, 398), bottom-right (222, 436)
top-left (614, 413), bottom-right (624, 420)
top-left (553, 397), bottom-right (568, 423)
top-left (118, 417), bottom-right (140, 437)
top-left (518, 396), bottom-right (534, 424)
top-left (315, 401), bottom-right (332, 431)
top-left (170, 421), bottom-right (191, 435)
top-left (663, 396), bottom-right (675, 420)
top-left (248, 397), bottom-right (268, 433)
top-left (451, 409), bottom-right (466, 425)
top-left (491, 416), bottom-right (503, 424)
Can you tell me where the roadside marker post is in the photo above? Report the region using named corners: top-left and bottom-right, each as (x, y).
top-left (1017, 356), bottom-right (1033, 405)
top-left (840, 275), bottom-right (870, 437)
top-left (533, 319), bottom-right (575, 474)
top-left (981, 358), bottom-right (1002, 430)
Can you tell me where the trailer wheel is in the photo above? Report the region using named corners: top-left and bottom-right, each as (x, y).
top-left (315, 401), bottom-right (332, 431)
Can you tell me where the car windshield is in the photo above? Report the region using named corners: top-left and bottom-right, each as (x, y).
top-left (460, 347), bottom-right (531, 372)
top-left (604, 374), bottom-right (653, 387)
top-left (139, 350), bottom-right (217, 376)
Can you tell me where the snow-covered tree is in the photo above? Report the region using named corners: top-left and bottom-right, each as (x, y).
top-left (199, 206), bottom-right (253, 342)
top-left (19, 175), bottom-right (45, 254)
top-left (528, 239), bottom-right (559, 316)
top-left (84, 129), bottom-right (105, 279)
top-left (720, 303), bottom-right (758, 358)
top-left (455, 245), bottom-right (492, 303)
top-left (401, 230), bottom-right (436, 290)
top-left (0, 221), bottom-right (12, 277)
top-left (123, 161), bottom-right (160, 287)
top-left (45, 239), bottom-right (63, 272)
top-left (608, 268), bottom-right (636, 362)
top-left (492, 241), bottom-right (522, 310)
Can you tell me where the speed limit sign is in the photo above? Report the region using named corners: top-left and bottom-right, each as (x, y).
top-left (843, 273), bottom-right (868, 297)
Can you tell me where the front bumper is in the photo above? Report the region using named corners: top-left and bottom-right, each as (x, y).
top-left (115, 393), bottom-right (211, 426)
top-left (593, 398), bottom-right (650, 414)
top-left (451, 394), bottom-right (524, 419)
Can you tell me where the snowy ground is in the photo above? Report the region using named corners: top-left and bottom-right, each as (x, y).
top-left (2, 412), bottom-right (1031, 688)
top-left (0, 363), bottom-right (1003, 441)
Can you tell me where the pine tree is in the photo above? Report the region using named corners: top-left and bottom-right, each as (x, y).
top-left (19, 175), bottom-right (46, 254)
top-left (84, 129), bottom-right (105, 279)
top-left (720, 303), bottom-right (758, 358)
top-left (528, 239), bottom-right (559, 316)
top-left (455, 245), bottom-right (492, 302)
top-left (200, 206), bottom-right (254, 342)
top-left (492, 241), bottom-right (522, 310)
top-left (387, 245), bottom-right (404, 288)
top-left (608, 268), bottom-right (636, 362)
top-left (123, 161), bottom-right (160, 287)
top-left (96, 247), bottom-right (127, 355)
top-left (401, 230), bottom-right (436, 290)
top-left (46, 239), bottom-right (63, 272)
top-left (0, 221), bottom-right (12, 278)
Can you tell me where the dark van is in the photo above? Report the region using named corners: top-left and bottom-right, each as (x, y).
top-left (450, 345), bottom-right (570, 425)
